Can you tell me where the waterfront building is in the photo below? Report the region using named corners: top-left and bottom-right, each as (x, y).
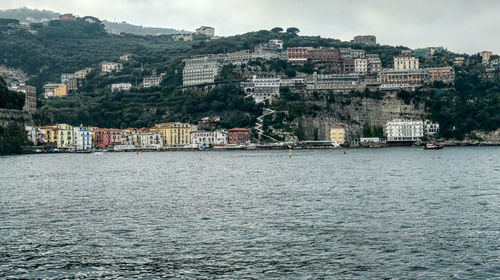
top-left (360, 137), bottom-right (383, 144)
top-left (53, 84), bottom-right (68, 97)
top-left (139, 131), bottom-right (163, 148)
top-left (101, 62), bottom-right (123, 74)
top-left (394, 56), bottom-right (419, 70)
top-left (228, 128), bottom-right (252, 144)
top-left (354, 58), bottom-right (368, 73)
top-left (74, 126), bottom-right (93, 150)
top-left (243, 75), bottom-right (281, 103)
top-left (142, 73), bottom-right (165, 88)
top-left (385, 119), bottom-right (424, 142)
top-left (121, 128), bottom-right (140, 147)
top-left (213, 129), bottom-right (228, 145)
top-left (191, 130), bottom-right (214, 147)
top-left (182, 55), bottom-right (221, 86)
top-left (95, 128), bottom-right (122, 148)
top-left (424, 120), bottom-right (440, 135)
top-left (351, 35), bottom-right (376, 46)
top-left (56, 124), bottom-right (74, 149)
top-left (150, 122), bottom-right (191, 146)
top-left (111, 83), bottom-right (132, 92)
top-left (330, 126), bottom-right (345, 145)
top-left (195, 26), bottom-right (215, 37)
top-left (37, 126), bottom-right (58, 145)
top-left (426, 67), bottom-right (455, 84)
top-left (479, 51), bottom-right (492, 64)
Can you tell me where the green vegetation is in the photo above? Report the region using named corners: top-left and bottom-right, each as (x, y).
top-left (0, 75), bottom-right (24, 110)
top-left (0, 124), bottom-right (31, 154)
top-left (362, 123), bottom-right (384, 138)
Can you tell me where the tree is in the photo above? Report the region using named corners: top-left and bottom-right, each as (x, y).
top-left (286, 27), bottom-right (300, 35)
top-left (271, 27), bottom-right (283, 33)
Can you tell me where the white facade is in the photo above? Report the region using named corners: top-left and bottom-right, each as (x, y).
top-left (142, 73), bottom-right (165, 88)
top-left (182, 56), bottom-right (221, 86)
top-left (191, 131), bottom-right (214, 147)
top-left (101, 62), bottom-right (123, 74)
top-left (61, 73), bottom-right (76, 83)
top-left (424, 120), bottom-right (440, 135)
top-left (394, 57), bottom-right (419, 70)
top-left (354, 58), bottom-right (368, 73)
top-left (195, 26), bottom-right (215, 37)
top-left (74, 127), bottom-right (93, 150)
top-left (140, 132), bottom-right (163, 148)
top-left (213, 129), bottom-right (228, 145)
top-left (366, 54), bottom-right (382, 73)
top-left (244, 75), bottom-right (281, 103)
top-left (385, 119), bottom-right (424, 142)
top-left (111, 83), bottom-right (132, 92)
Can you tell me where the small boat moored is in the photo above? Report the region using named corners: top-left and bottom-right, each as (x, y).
top-left (424, 143), bottom-right (443, 150)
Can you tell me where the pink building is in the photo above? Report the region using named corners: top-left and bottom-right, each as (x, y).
top-left (227, 128), bottom-right (252, 144)
top-left (96, 128), bottom-right (122, 148)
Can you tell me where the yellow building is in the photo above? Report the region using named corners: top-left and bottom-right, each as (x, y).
top-left (38, 126), bottom-right (58, 144)
top-left (53, 85), bottom-right (68, 97)
top-left (151, 122), bottom-right (191, 146)
top-left (330, 126), bottom-right (345, 145)
top-left (56, 124), bottom-right (74, 149)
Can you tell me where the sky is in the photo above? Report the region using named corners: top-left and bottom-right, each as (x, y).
top-left (2, 0), bottom-right (499, 54)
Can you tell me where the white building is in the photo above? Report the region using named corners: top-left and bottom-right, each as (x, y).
top-left (120, 53), bottom-right (132, 61)
top-left (111, 83), bottom-right (132, 92)
top-left (243, 75), bottom-right (281, 103)
top-left (191, 130), bottom-right (214, 147)
top-left (213, 129), bottom-right (228, 145)
top-left (75, 68), bottom-right (93, 79)
top-left (74, 127), bottom-right (93, 150)
top-left (101, 62), bottom-right (123, 74)
top-left (195, 26), bottom-right (215, 37)
top-left (307, 72), bottom-right (361, 91)
top-left (424, 120), bottom-right (440, 135)
top-left (219, 50), bottom-right (252, 65)
top-left (61, 73), bottom-right (76, 83)
top-left (142, 73), bottom-right (165, 88)
top-left (385, 119), bottom-right (424, 142)
top-left (354, 58), bottom-right (368, 73)
top-left (182, 55), bottom-right (221, 86)
top-left (366, 54), bottom-right (382, 73)
top-left (394, 56), bottom-right (419, 70)
top-left (140, 131), bottom-right (163, 148)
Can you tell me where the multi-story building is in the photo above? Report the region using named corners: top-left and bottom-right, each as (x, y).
top-left (378, 69), bottom-right (428, 90)
top-left (182, 55), bottom-right (221, 86)
top-left (385, 119), bottom-right (424, 142)
top-left (254, 40), bottom-right (285, 60)
top-left (142, 73), bottom-right (165, 88)
top-left (198, 116), bottom-right (220, 130)
top-left (243, 75), bottom-right (281, 103)
top-left (424, 120), bottom-right (440, 135)
top-left (480, 51), bottom-right (492, 63)
top-left (453, 57), bottom-right (465, 67)
top-left (213, 129), bottom-right (228, 145)
top-left (37, 125), bottom-right (58, 145)
top-left (308, 48), bottom-right (341, 66)
top-left (43, 83), bottom-right (64, 98)
top-left (53, 84), bottom-right (68, 97)
top-left (96, 128), bottom-right (122, 148)
top-left (121, 128), bottom-right (141, 147)
top-left (139, 131), bottom-right (163, 148)
top-left (394, 56), bottom-right (419, 70)
top-left (307, 72), bottom-right (361, 91)
top-left (354, 58), bottom-right (368, 73)
top-left (65, 78), bottom-right (78, 91)
top-left (340, 48), bottom-right (365, 60)
top-left (366, 54), bottom-right (382, 73)
top-left (111, 83), bottom-right (132, 92)
top-left (150, 122), bottom-right (191, 147)
top-left (219, 50), bottom-right (252, 65)
top-left (330, 126), bottom-right (345, 145)
top-left (75, 68), bottom-right (93, 79)
top-left (61, 73), bottom-right (76, 83)
top-left (56, 124), bottom-right (74, 149)
top-left (74, 126), bottom-right (93, 150)
top-left (426, 67), bottom-right (455, 84)
top-left (191, 130), bottom-right (214, 147)
top-left (352, 35), bottom-right (376, 46)
top-left (195, 26), bottom-right (215, 37)
top-left (228, 128), bottom-right (252, 144)
top-left (101, 62), bottom-right (123, 74)
top-left (287, 47), bottom-right (313, 64)
top-left (11, 85), bottom-right (36, 113)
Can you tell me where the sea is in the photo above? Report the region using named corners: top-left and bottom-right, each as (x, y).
top-left (1, 147), bottom-right (499, 279)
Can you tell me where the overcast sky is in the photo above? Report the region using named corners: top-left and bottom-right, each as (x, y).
top-left (2, 0), bottom-right (499, 54)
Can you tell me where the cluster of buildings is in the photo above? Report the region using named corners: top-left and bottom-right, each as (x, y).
top-left (25, 117), bottom-right (253, 150)
top-left (43, 67), bottom-right (92, 98)
top-left (181, 36), bottom-right (458, 103)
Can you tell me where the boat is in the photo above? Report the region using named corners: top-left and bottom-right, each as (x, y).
top-left (424, 143), bottom-right (443, 150)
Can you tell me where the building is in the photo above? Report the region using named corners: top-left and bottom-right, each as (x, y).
top-left (394, 56), bottom-right (419, 70)
top-left (352, 35), bottom-right (376, 46)
top-left (227, 128), bottom-right (252, 144)
top-left (75, 68), bottom-right (93, 79)
top-left (37, 126), bottom-right (58, 145)
top-left (96, 128), bottom-right (122, 148)
top-left (366, 54), bottom-right (382, 73)
top-left (213, 129), bottom-right (228, 145)
top-left (354, 58), bottom-right (368, 73)
top-left (401, 50), bottom-right (413, 57)
top-left (43, 83), bottom-right (63, 98)
top-left (426, 67), bottom-right (455, 84)
top-left (111, 83), bottom-right (132, 92)
top-left (308, 48), bottom-right (341, 66)
top-left (340, 48), bottom-right (365, 60)
top-left (219, 50), bottom-right (252, 65)
top-left (198, 116), bottom-right (220, 130)
top-left (480, 51), bottom-right (493, 63)
top-left (413, 48), bottom-right (429, 59)
top-left (424, 120), bottom-right (439, 135)
top-left (150, 122), bottom-right (191, 147)
top-left (385, 119), bottom-right (424, 142)
top-left (243, 75), bottom-right (281, 103)
top-left (139, 131), bottom-right (163, 148)
top-left (65, 78), bottom-right (78, 91)
top-left (307, 72), bottom-right (361, 91)
top-left (142, 73), bottom-right (165, 88)
top-left (453, 57), bottom-right (465, 67)
top-left (53, 84), bottom-right (68, 97)
top-left (11, 85), bottom-right (36, 113)
top-left (190, 130), bottom-right (214, 147)
top-left (254, 40), bottom-right (285, 60)
top-left (59, 13), bottom-right (76, 21)
top-left (195, 26), bottom-right (215, 37)
top-left (330, 126), bottom-right (345, 145)
top-left (182, 55), bottom-right (221, 86)
top-left (121, 128), bottom-right (140, 147)
top-left (378, 69), bottom-right (428, 90)
top-left (74, 126), bottom-right (93, 150)
top-left (101, 62), bottom-right (123, 74)
top-left (56, 124), bottom-right (74, 149)
top-left (287, 47), bottom-right (313, 64)
top-left (61, 73), bottom-right (76, 83)
top-left (119, 53), bottom-right (132, 61)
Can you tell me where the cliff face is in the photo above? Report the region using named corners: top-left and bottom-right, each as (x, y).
top-left (295, 92), bottom-right (427, 141)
